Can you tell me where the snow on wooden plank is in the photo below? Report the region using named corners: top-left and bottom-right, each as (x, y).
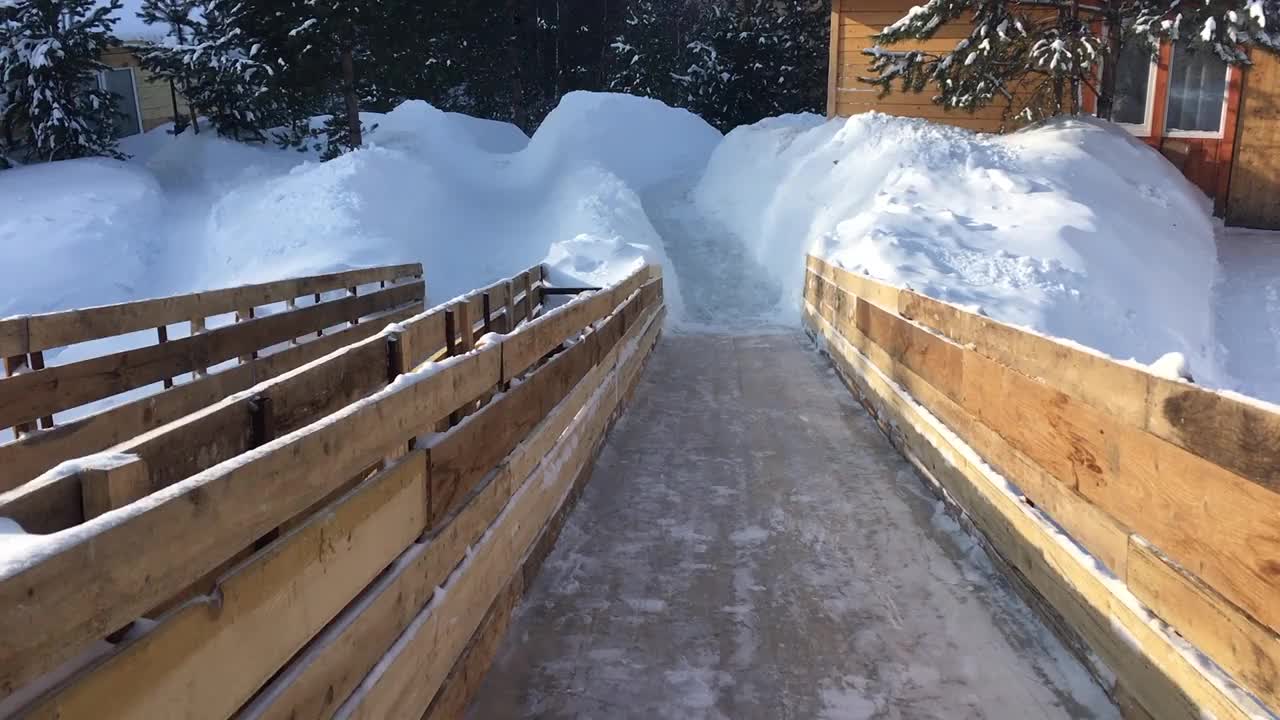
top-left (0, 303), bottom-right (423, 490)
top-left (0, 343), bottom-right (500, 700)
top-left (331, 329), bottom-right (622, 720)
top-left (19, 453), bottom-right (427, 720)
top-left (422, 303), bottom-right (664, 720)
top-left (11, 263), bottom-right (422, 356)
top-left (240, 323), bottom-right (627, 720)
top-left (803, 300), bottom-right (1265, 720)
top-left (805, 256), bottom-right (1280, 718)
top-left (0, 282), bottom-right (425, 432)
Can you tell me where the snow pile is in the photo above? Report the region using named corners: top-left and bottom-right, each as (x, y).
top-left (0, 159), bottom-right (165, 318)
top-left (1, 93), bottom-right (718, 323)
top-left (694, 112), bottom-right (1227, 385)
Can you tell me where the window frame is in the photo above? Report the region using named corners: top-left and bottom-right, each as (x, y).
top-left (97, 66), bottom-right (145, 138)
top-left (1109, 44), bottom-right (1159, 137)
top-left (1161, 46), bottom-right (1232, 139)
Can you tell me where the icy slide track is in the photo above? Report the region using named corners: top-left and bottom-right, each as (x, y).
top-left (460, 141), bottom-right (1117, 719)
top-left (468, 334), bottom-right (1118, 718)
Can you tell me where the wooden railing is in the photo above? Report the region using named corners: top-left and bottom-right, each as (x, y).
top-left (0, 264), bottom-right (428, 488)
top-left (802, 254), bottom-right (1279, 720)
top-left (0, 262), bottom-right (665, 719)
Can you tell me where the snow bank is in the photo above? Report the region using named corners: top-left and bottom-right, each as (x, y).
top-left (694, 112), bottom-right (1226, 385)
top-left (0, 159), bottom-right (164, 318)
top-left (1, 93), bottom-right (716, 324)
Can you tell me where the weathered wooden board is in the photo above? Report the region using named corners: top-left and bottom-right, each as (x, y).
top-left (241, 340), bottom-right (615, 720)
top-left (0, 283), bottom-right (423, 430)
top-left (237, 277), bottom-right (657, 720)
top-left (803, 302), bottom-right (1263, 720)
top-left (960, 349), bottom-right (1280, 636)
top-left (1146, 376), bottom-right (1280, 493)
top-left (0, 264), bottom-right (422, 357)
top-left (332, 335), bottom-right (619, 720)
top-left (0, 304), bottom-right (422, 489)
top-left (19, 454), bottom-right (427, 720)
top-left (1127, 536), bottom-right (1280, 713)
top-left (0, 333), bottom-right (395, 534)
top-left (0, 344), bottom-right (499, 699)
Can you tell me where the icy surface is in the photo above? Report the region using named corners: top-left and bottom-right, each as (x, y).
top-left (470, 335), bottom-right (1118, 719)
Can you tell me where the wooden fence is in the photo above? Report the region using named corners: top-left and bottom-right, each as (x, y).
top-left (0, 263), bottom-right (428, 488)
top-left (802, 254), bottom-right (1280, 720)
top-left (0, 261), bottom-right (665, 719)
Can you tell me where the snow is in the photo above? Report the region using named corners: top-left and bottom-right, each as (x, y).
top-left (3, 91), bottom-right (1275, 410)
top-left (695, 112), bottom-right (1227, 388)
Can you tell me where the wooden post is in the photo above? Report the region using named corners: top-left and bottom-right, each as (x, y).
top-left (286, 298), bottom-right (299, 345)
top-left (28, 351), bottom-right (53, 429)
top-left (3, 354), bottom-right (32, 437)
top-left (190, 317), bottom-right (207, 378)
top-left (348, 286), bottom-right (359, 326)
top-left (236, 307), bottom-right (256, 363)
top-left (156, 325), bottom-right (173, 389)
top-left (522, 271), bottom-right (536, 322)
top-left (81, 457), bottom-right (150, 521)
top-left (482, 292), bottom-right (493, 335)
top-left (503, 280), bottom-right (517, 333)
top-left (248, 395), bottom-right (276, 448)
top-left (315, 293), bottom-right (324, 337)
top-left (455, 301), bottom-right (475, 353)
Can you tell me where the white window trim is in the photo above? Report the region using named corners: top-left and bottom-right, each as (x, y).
top-left (1163, 53), bottom-right (1231, 139)
top-left (1113, 54), bottom-right (1159, 137)
top-left (98, 66), bottom-right (144, 137)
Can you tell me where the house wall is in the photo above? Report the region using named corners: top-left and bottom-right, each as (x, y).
top-left (827, 0), bottom-right (1262, 224)
top-left (1227, 49), bottom-right (1280, 229)
top-left (101, 45), bottom-right (190, 132)
top-left (827, 0), bottom-right (1009, 132)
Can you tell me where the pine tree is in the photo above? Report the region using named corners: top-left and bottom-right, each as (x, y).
top-left (862, 0), bottom-right (1280, 125)
top-left (606, 0), bottom-right (669, 99)
top-left (139, 0), bottom-right (277, 141)
top-left (0, 0), bottom-right (124, 164)
top-left (136, 0), bottom-right (199, 132)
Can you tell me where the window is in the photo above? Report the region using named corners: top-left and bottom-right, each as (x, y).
top-left (1111, 41), bottom-right (1156, 127)
top-left (100, 68), bottom-right (143, 139)
top-left (1165, 43), bottom-right (1228, 134)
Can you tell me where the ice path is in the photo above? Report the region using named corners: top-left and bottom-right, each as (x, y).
top-left (470, 335), bottom-right (1119, 719)
top-left (644, 178), bottom-right (788, 333)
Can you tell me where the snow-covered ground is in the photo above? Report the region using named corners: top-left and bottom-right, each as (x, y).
top-left (1213, 227), bottom-right (1280, 403)
top-left (4, 91), bottom-right (1277, 407)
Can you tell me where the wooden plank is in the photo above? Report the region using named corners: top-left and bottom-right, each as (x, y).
top-left (1226, 49), bottom-right (1280, 230)
top-left (500, 280), bottom-right (621, 383)
top-left (959, 349), bottom-right (1280, 636)
top-left (0, 317), bottom-right (29, 358)
top-left (1146, 377), bottom-right (1280, 493)
top-left (827, 0), bottom-right (842, 118)
top-left (332, 329), bottom-right (621, 720)
top-left (242, 332), bottom-right (622, 720)
top-left (79, 457), bottom-right (151, 521)
top-left (811, 279), bottom-right (1132, 576)
top-left (19, 453), bottom-right (427, 720)
top-left (803, 304), bottom-right (1261, 720)
top-left (1127, 536), bottom-right (1280, 713)
top-left (0, 304), bottom-right (421, 492)
top-left (0, 332), bottom-right (398, 534)
top-left (16, 265), bottom-right (421, 355)
top-left (0, 283), bottom-right (424, 431)
top-left (0, 344), bottom-right (499, 699)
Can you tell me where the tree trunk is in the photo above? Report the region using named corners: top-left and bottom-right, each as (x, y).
top-left (341, 45), bottom-right (362, 149)
top-left (1097, 8), bottom-right (1122, 120)
top-left (507, 0), bottom-right (526, 128)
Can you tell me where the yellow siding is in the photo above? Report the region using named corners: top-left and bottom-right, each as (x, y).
top-left (829, 0), bottom-right (1013, 132)
top-left (101, 45), bottom-right (191, 132)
